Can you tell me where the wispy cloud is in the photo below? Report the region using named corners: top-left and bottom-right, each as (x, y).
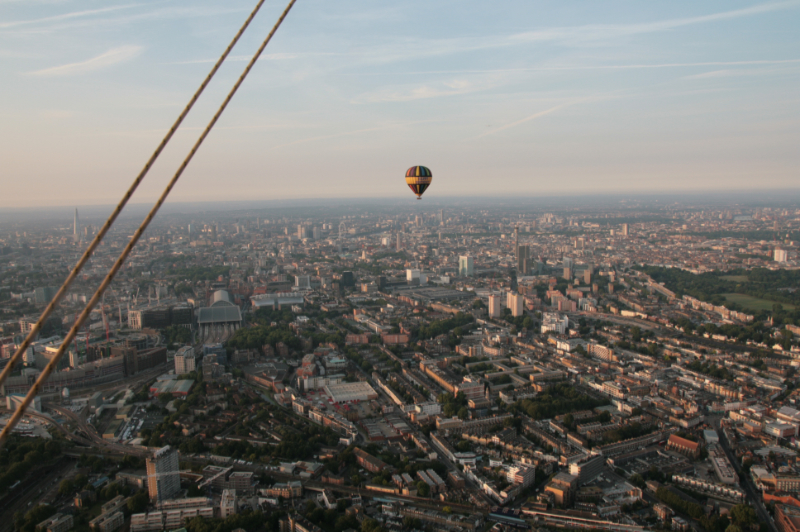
top-left (510, 0), bottom-right (800, 45)
top-left (268, 121), bottom-right (436, 151)
top-left (355, 59), bottom-right (800, 77)
top-left (477, 102), bottom-right (576, 139)
top-left (353, 77), bottom-right (502, 103)
top-left (682, 66), bottom-right (799, 80)
top-left (1, 5), bottom-right (246, 35)
top-left (168, 52), bottom-right (334, 65)
top-left (337, 1), bottom-right (800, 68)
top-left (27, 45), bottom-right (143, 77)
top-left (0, 4), bottom-right (138, 30)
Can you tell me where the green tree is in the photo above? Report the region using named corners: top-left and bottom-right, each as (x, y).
top-left (73, 474), bottom-right (88, 489)
top-left (730, 504), bottom-right (757, 527)
top-left (127, 490), bottom-right (149, 513)
top-left (629, 473), bottom-right (645, 488)
top-left (337, 514), bottom-right (360, 532)
top-left (164, 325), bottom-right (191, 346)
top-left (15, 505), bottom-right (55, 532)
top-left (361, 518), bottom-right (385, 532)
top-left (58, 479), bottom-right (74, 496)
top-left (402, 516), bottom-right (422, 529)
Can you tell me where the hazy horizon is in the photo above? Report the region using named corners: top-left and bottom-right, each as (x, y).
top-left (2, 189), bottom-right (800, 227)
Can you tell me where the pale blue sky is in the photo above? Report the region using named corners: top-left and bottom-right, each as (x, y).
top-left (1, 0), bottom-right (799, 207)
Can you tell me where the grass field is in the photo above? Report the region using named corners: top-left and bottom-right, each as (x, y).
top-left (721, 275), bottom-right (748, 282)
top-left (722, 293), bottom-right (795, 311)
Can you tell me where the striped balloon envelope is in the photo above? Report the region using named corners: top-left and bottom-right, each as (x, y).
top-left (405, 166), bottom-right (432, 199)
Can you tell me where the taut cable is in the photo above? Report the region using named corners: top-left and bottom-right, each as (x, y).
top-left (0, 0), bottom-right (270, 391)
top-left (0, 0), bottom-right (298, 447)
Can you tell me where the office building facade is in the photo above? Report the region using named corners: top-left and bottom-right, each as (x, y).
top-left (459, 256), bottom-right (474, 277)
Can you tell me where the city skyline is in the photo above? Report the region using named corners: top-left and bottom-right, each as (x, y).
top-left (1, 0), bottom-right (799, 207)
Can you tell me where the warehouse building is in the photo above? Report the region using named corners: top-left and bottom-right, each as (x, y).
top-left (149, 379), bottom-right (194, 397)
top-left (323, 381), bottom-right (378, 403)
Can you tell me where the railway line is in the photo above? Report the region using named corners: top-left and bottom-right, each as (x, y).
top-left (0, 456), bottom-right (74, 532)
top-left (47, 404), bottom-right (149, 457)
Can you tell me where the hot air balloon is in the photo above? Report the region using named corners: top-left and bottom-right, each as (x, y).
top-left (405, 166), bottom-right (432, 200)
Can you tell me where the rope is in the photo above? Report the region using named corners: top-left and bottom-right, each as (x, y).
top-left (0, 0), bottom-right (298, 447)
top-left (0, 0), bottom-right (269, 392)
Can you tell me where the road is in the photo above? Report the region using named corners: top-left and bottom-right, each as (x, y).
top-left (718, 430), bottom-right (777, 532)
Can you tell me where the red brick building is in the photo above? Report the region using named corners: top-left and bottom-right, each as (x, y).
top-left (776, 504), bottom-right (800, 532)
top-left (353, 447), bottom-right (389, 473)
top-left (666, 434), bottom-right (700, 459)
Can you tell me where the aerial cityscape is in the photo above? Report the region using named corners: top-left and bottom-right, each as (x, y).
top-left (1, 195), bottom-right (799, 532)
top-left (1, 1), bottom-right (799, 532)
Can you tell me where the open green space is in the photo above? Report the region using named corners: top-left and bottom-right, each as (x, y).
top-left (723, 293), bottom-right (794, 311)
top-left (639, 266), bottom-right (800, 322)
top-left (721, 275), bottom-right (748, 282)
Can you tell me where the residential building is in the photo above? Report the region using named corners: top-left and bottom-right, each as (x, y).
top-left (569, 455), bottom-right (604, 485)
top-left (776, 504), bottom-right (800, 532)
top-left (354, 447), bottom-right (389, 473)
top-left (488, 294), bottom-right (501, 318)
top-left (541, 313), bottom-right (569, 334)
top-left (146, 445), bottom-right (181, 503)
top-left (90, 511), bottom-right (124, 532)
top-left (220, 489), bottom-right (238, 517)
top-left (174, 345), bottom-right (197, 375)
top-left (507, 292), bottom-right (524, 317)
top-left (37, 514), bottom-right (73, 532)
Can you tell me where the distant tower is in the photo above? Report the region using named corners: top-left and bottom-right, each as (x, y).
top-left (514, 226), bottom-right (529, 275)
top-left (73, 209), bottom-right (80, 243)
top-left (459, 256), bottom-right (474, 277)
